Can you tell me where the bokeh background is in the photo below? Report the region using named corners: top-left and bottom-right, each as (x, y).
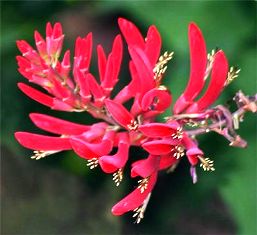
top-left (1, 1), bottom-right (256, 235)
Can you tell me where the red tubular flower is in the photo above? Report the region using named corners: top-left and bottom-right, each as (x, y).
top-left (128, 46), bottom-right (155, 94)
top-left (141, 87), bottom-right (172, 112)
top-left (99, 133), bottom-right (130, 173)
top-left (118, 18), bottom-right (145, 50)
top-left (142, 139), bottom-right (180, 155)
top-left (159, 154), bottom-right (178, 170)
top-left (73, 33), bottom-right (92, 74)
top-left (112, 172), bottom-right (158, 216)
top-left (182, 134), bottom-right (203, 166)
top-left (131, 155), bottom-right (160, 178)
top-left (101, 35), bottom-right (123, 95)
top-left (18, 83), bottom-right (74, 111)
top-left (104, 99), bottom-right (137, 130)
top-left (186, 50), bottom-right (229, 113)
top-left (139, 121), bottom-right (180, 138)
top-left (70, 130), bottom-right (115, 159)
top-left (118, 18), bottom-right (161, 66)
top-left (15, 19), bottom-right (249, 223)
top-left (97, 45), bottom-right (107, 83)
top-left (29, 113), bottom-right (90, 135)
top-left (18, 82), bottom-right (54, 108)
top-left (173, 23), bottom-right (207, 114)
top-left (15, 132), bottom-right (71, 151)
top-left (45, 22), bottom-right (64, 64)
top-left (86, 73), bottom-right (105, 107)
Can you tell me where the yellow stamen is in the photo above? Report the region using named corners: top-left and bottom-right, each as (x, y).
top-left (198, 156), bottom-right (215, 172)
top-left (226, 66), bottom-right (240, 86)
top-left (133, 193), bottom-right (151, 224)
top-left (86, 158), bottom-right (99, 169)
top-left (137, 177), bottom-right (149, 193)
top-left (31, 150), bottom-right (59, 160)
top-left (172, 145), bottom-right (185, 159)
top-left (171, 126), bottom-right (183, 140)
top-left (112, 168), bottom-right (123, 186)
top-left (153, 51), bottom-right (174, 83)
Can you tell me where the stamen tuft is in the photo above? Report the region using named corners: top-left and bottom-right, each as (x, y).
top-left (113, 168), bottom-right (123, 186)
top-left (198, 156), bottom-right (215, 171)
top-left (172, 145), bottom-right (185, 159)
top-left (153, 51), bottom-right (174, 83)
top-left (132, 193), bottom-right (151, 224)
top-left (226, 66), bottom-right (240, 85)
top-left (137, 177), bottom-right (149, 193)
top-left (31, 150), bottom-right (59, 160)
top-left (87, 158), bottom-right (99, 169)
top-left (171, 126), bottom-right (183, 140)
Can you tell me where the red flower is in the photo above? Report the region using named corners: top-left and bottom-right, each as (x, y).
top-left (14, 18), bottom-right (249, 223)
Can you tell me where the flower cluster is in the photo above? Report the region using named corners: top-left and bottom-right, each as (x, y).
top-left (15, 18), bottom-right (256, 223)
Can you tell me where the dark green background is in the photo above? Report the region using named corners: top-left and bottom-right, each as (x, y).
top-left (1, 1), bottom-right (256, 234)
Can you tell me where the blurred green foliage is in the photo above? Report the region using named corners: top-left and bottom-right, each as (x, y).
top-left (1, 1), bottom-right (256, 235)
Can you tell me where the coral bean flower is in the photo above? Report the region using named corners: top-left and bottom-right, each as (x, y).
top-left (14, 18), bottom-right (255, 223)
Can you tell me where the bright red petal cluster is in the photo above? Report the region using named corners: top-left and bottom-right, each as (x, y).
top-left (15, 18), bottom-right (250, 223)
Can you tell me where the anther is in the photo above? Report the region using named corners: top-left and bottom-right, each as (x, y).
top-left (171, 126), bottom-right (183, 140)
top-left (127, 120), bottom-right (138, 131)
top-left (31, 150), bottom-right (59, 160)
top-left (172, 145), bottom-right (185, 159)
top-left (86, 158), bottom-right (99, 169)
top-left (112, 168), bottom-right (123, 186)
top-left (132, 193), bottom-right (151, 224)
top-left (137, 177), bottom-right (149, 193)
top-left (198, 156), bottom-right (215, 172)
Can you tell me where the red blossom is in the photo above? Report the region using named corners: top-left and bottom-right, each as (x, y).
top-left (14, 18), bottom-right (253, 223)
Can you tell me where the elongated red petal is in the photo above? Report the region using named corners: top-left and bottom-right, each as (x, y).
top-left (128, 47), bottom-right (155, 94)
top-left (80, 33), bottom-right (93, 71)
top-left (139, 122), bottom-right (179, 138)
top-left (187, 50), bottom-right (229, 113)
top-left (74, 33), bottom-right (93, 73)
top-left (60, 50), bottom-right (71, 77)
top-left (86, 73), bottom-right (105, 106)
top-left (97, 45), bottom-right (107, 82)
top-left (34, 30), bottom-right (47, 57)
top-left (53, 22), bottom-right (62, 38)
top-left (104, 99), bottom-right (135, 130)
top-left (145, 25), bottom-right (161, 66)
top-left (182, 134), bottom-right (202, 165)
top-left (46, 22), bottom-right (53, 38)
top-left (15, 132), bottom-right (71, 151)
top-left (99, 133), bottom-right (129, 173)
top-left (142, 140), bottom-right (174, 155)
top-left (16, 40), bottom-right (34, 54)
top-left (81, 131), bottom-right (115, 157)
top-left (75, 70), bottom-right (91, 103)
top-left (52, 98), bottom-right (74, 111)
top-left (118, 18), bottom-right (145, 49)
top-left (112, 172), bottom-right (157, 215)
top-left (173, 23), bottom-right (207, 114)
top-left (131, 155), bottom-right (160, 178)
top-left (102, 35), bottom-right (123, 93)
top-left (30, 113), bottom-right (90, 135)
top-left (159, 154), bottom-right (178, 170)
top-left (81, 122), bottom-right (108, 142)
top-left (141, 88), bottom-right (172, 112)
top-left (18, 83), bottom-right (54, 108)
top-left (70, 136), bottom-right (99, 160)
